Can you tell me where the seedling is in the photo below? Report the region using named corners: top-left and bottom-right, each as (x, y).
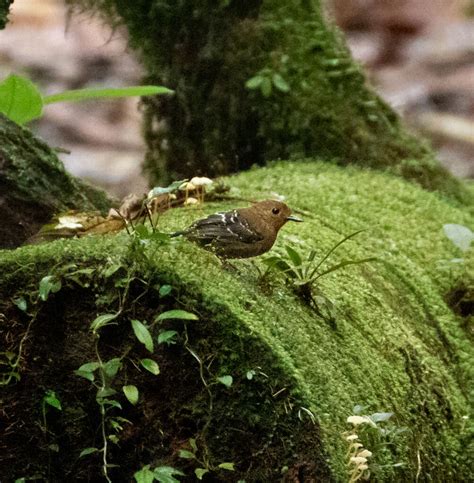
top-left (263, 229), bottom-right (376, 317)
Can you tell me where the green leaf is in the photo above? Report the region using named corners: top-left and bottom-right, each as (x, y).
top-left (153, 466), bottom-right (185, 483)
top-left (77, 361), bottom-right (100, 373)
top-left (103, 358), bottom-right (122, 379)
top-left (272, 73), bottom-right (290, 92)
top-left (131, 319), bottom-right (154, 352)
top-left (102, 398), bottom-right (122, 409)
top-left (443, 224), bottom-right (474, 252)
top-left (178, 449), bottom-right (196, 459)
top-left (0, 74), bottom-right (43, 124)
top-left (218, 462), bottom-right (235, 471)
top-left (96, 387), bottom-right (117, 400)
top-left (43, 390), bottom-right (62, 410)
top-left (246, 370), bottom-right (255, 380)
top-left (123, 384), bottom-right (139, 405)
top-left (13, 296), bottom-right (27, 312)
top-left (134, 465), bottom-right (155, 483)
top-left (217, 375), bottom-right (233, 388)
top-left (263, 257), bottom-right (294, 276)
top-left (260, 77), bottom-right (272, 97)
top-left (79, 447), bottom-right (99, 457)
top-left (38, 275), bottom-right (62, 301)
top-left (90, 313), bottom-right (118, 333)
top-left (189, 438), bottom-right (198, 452)
top-left (370, 412), bottom-right (393, 423)
top-left (155, 310), bottom-right (198, 322)
top-left (134, 224), bottom-right (151, 239)
top-left (74, 370), bottom-right (95, 382)
top-left (159, 285), bottom-right (172, 297)
top-left (43, 85), bottom-right (174, 105)
top-left (103, 262), bottom-right (123, 278)
top-left (195, 468), bottom-right (209, 480)
top-left (285, 245), bottom-right (303, 266)
top-left (157, 330), bottom-right (178, 345)
top-left (150, 231), bottom-right (171, 243)
top-left (140, 358), bottom-right (160, 375)
top-left (309, 229), bottom-right (368, 279)
top-left (245, 75), bottom-right (263, 89)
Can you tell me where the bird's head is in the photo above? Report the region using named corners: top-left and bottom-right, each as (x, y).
top-left (250, 199), bottom-right (303, 231)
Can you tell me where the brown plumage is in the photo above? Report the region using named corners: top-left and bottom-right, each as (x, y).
top-left (172, 200), bottom-right (302, 259)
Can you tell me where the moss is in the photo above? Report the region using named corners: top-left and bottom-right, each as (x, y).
top-left (1, 161), bottom-right (472, 480)
top-left (67, 0), bottom-right (471, 205)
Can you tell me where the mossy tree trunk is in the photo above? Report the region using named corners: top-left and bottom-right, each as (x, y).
top-left (0, 114), bottom-right (112, 248)
top-left (0, 162), bottom-right (472, 481)
top-left (0, 0), bottom-right (14, 29)
top-left (69, 0), bottom-right (470, 205)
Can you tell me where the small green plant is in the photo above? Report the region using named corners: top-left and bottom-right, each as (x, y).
top-left (245, 53), bottom-right (291, 98)
top-left (263, 230), bottom-right (376, 316)
top-left (178, 437), bottom-right (235, 480)
top-left (134, 465), bottom-right (185, 483)
top-left (39, 390), bottom-right (62, 479)
top-left (0, 73), bottom-right (173, 125)
top-left (1, 275), bottom-right (62, 385)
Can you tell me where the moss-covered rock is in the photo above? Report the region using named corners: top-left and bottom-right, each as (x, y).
top-left (68, 0), bottom-right (471, 206)
top-left (1, 161), bottom-right (472, 481)
top-left (0, 114), bottom-right (113, 248)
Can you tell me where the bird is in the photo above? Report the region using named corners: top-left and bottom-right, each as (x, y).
top-left (172, 199), bottom-right (302, 259)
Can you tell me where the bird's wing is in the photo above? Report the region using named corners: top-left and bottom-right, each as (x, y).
top-left (187, 210), bottom-right (263, 244)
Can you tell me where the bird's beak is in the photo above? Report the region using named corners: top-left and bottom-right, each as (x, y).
top-left (287, 215), bottom-right (303, 222)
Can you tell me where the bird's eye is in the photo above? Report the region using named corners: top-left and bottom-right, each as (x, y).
top-left (272, 208), bottom-right (280, 215)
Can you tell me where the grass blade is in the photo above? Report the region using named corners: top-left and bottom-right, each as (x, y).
top-left (312, 257), bottom-right (377, 281)
top-left (309, 229), bottom-right (368, 279)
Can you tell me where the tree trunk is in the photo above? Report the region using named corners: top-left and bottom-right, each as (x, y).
top-left (1, 162), bottom-right (472, 481)
top-left (68, 0), bottom-right (471, 205)
top-left (0, 0), bottom-right (14, 30)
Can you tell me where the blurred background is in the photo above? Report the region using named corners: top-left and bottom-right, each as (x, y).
top-left (1, 0), bottom-right (473, 198)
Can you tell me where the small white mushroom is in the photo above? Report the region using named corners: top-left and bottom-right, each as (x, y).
top-left (349, 456), bottom-right (367, 465)
top-left (345, 434), bottom-right (359, 442)
top-left (179, 182), bottom-right (197, 203)
top-left (190, 176), bottom-right (213, 202)
top-left (184, 197), bottom-right (199, 206)
top-left (347, 415), bottom-right (370, 426)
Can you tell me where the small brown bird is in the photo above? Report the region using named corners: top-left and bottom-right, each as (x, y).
top-left (172, 199), bottom-right (302, 259)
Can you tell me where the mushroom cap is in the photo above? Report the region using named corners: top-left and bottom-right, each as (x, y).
top-left (190, 176), bottom-right (213, 186)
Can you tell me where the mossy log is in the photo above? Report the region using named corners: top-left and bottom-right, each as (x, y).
top-left (68, 0), bottom-right (471, 206)
top-left (0, 114), bottom-right (112, 248)
top-left (1, 162), bottom-right (472, 481)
